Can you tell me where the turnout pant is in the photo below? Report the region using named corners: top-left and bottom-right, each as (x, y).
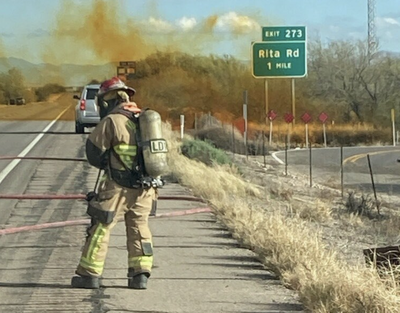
top-left (76, 179), bottom-right (156, 277)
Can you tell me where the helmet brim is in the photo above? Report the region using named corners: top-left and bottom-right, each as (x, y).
top-left (124, 86), bottom-right (136, 97)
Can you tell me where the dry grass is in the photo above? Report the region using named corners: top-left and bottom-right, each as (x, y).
top-left (163, 123), bottom-right (400, 313)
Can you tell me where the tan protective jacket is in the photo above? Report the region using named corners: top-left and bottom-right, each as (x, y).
top-left (86, 102), bottom-right (143, 186)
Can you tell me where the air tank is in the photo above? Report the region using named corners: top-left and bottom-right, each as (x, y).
top-left (138, 109), bottom-right (169, 178)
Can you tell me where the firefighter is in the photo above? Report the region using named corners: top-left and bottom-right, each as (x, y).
top-left (71, 77), bottom-right (161, 290)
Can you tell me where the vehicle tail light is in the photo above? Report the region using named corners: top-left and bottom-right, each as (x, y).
top-left (79, 99), bottom-right (86, 110)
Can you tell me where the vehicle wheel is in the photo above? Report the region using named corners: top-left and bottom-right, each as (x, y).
top-left (75, 122), bottom-right (84, 134)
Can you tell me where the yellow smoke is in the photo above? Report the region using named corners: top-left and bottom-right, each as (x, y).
top-left (41, 0), bottom-right (265, 65)
top-left (0, 38), bottom-right (7, 59)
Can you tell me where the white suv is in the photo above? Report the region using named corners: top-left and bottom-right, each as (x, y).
top-left (74, 84), bottom-right (100, 133)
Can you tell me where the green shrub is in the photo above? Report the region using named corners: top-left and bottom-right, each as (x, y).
top-left (344, 191), bottom-right (380, 219)
top-left (181, 139), bottom-right (232, 166)
top-left (35, 84), bottom-right (66, 101)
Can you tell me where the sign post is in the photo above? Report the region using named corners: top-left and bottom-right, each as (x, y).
top-left (180, 115), bottom-right (185, 140)
top-left (391, 109), bottom-right (396, 146)
top-left (319, 112), bottom-right (329, 147)
top-left (243, 90), bottom-right (248, 157)
top-left (301, 112), bottom-right (312, 148)
top-left (284, 113), bottom-right (294, 148)
top-left (267, 110), bottom-right (277, 145)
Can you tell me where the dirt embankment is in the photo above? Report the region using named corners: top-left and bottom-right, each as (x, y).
top-left (0, 93), bottom-right (76, 121)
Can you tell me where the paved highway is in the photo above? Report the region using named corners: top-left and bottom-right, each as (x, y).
top-left (273, 146), bottom-right (400, 195)
top-left (0, 120), bottom-right (100, 312)
top-left (0, 119), bottom-right (304, 312)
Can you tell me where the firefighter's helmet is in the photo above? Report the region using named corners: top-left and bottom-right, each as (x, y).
top-left (96, 77), bottom-right (136, 118)
top-left (98, 77), bottom-right (136, 97)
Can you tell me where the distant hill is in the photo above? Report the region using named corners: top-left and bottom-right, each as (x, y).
top-left (0, 57), bottom-right (117, 87)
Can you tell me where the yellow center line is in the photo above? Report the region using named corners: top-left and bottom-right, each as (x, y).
top-left (55, 103), bottom-right (72, 120)
top-left (343, 149), bottom-right (400, 164)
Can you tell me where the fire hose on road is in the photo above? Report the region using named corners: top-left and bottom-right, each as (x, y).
top-left (0, 156), bottom-right (212, 235)
top-left (0, 156), bottom-right (87, 162)
top-left (0, 195), bottom-right (212, 235)
top-left (0, 207), bottom-right (212, 236)
top-left (0, 194), bottom-right (206, 202)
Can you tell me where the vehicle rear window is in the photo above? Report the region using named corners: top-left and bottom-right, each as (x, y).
top-left (86, 88), bottom-right (99, 100)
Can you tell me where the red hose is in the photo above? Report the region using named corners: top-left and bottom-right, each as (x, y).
top-left (0, 207), bottom-right (212, 235)
top-left (0, 194), bottom-right (87, 200)
top-left (0, 219), bottom-right (90, 235)
top-left (155, 207), bottom-right (211, 217)
top-left (0, 156), bottom-right (210, 235)
top-left (0, 194), bottom-right (205, 202)
top-left (0, 156), bottom-right (87, 162)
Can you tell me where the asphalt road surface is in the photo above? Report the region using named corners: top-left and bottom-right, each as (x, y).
top-left (0, 120), bottom-right (96, 312)
top-left (272, 146), bottom-right (400, 196)
top-left (0, 119), bottom-right (305, 312)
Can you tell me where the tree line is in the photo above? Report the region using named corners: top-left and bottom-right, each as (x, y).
top-left (128, 40), bottom-right (400, 128)
top-left (2, 38), bottom-right (400, 129)
top-left (0, 68), bottom-right (65, 104)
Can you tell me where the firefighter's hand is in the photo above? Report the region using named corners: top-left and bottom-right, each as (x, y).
top-left (85, 191), bottom-right (97, 202)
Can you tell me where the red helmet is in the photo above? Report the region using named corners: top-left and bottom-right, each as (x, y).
top-left (98, 77), bottom-right (136, 97)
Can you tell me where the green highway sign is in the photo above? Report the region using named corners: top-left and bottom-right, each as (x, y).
top-left (252, 41), bottom-right (307, 78)
top-left (262, 26), bottom-right (306, 42)
top-left (252, 26), bottom-right (307, 78)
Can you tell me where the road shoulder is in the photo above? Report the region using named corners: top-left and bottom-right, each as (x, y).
top-left (101, 183), bottom-right (305, 312)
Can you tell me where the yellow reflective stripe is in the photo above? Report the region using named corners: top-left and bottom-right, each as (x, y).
top-left (79, 223), bottom-right (108, 275)
top-left (87, 223), bottom-right (107, 260)
top-left (114, 144), bottom-right (137, 156)
top-left (128, 256), bottom-right (153, 269)
top-left (79, 258), bottom-right (105, 274)
top-left (114, 144), bottom-right (137, 169)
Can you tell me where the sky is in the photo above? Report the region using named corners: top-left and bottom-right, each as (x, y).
top-left (0, 0), bottom-right (399, 65)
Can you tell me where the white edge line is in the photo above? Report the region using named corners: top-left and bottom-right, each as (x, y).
top-left (0, 105), bottom-right (71, 185)
top-left (271, 148), bottom-right (305, 165)
top-left (271, 151), bottom-right (285, 165)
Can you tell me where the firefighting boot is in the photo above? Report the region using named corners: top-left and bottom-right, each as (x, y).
top-left (128, 272), bottom-right (150, 289)
top-left (71, 275), bottom-right (101, 289)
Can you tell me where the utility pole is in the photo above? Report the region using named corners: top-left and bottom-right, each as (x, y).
top-left (368, 0), bottom-right (377, 61)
